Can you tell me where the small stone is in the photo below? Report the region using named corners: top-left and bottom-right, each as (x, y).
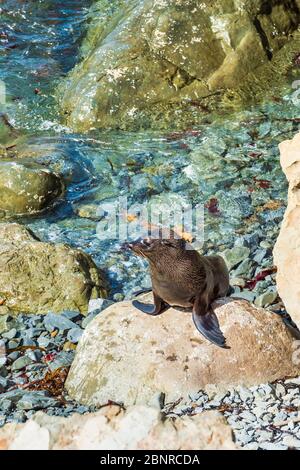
top-left (255, 291), bottom-right (278, 307)
top-left (233, 290), bottom-right (256, 302)
top-left (113, 293), bottom-right (125, 302)
top-left (62, 311), bottom-right (81, 321)
top-left (236, 430), bottom-right (253, 444)
top-left (2, 328), bottom-right (17, 340)
top-left (260, 241), bottom-right (271, 249)
top-left (0, 314), bottom-right (9, 334)
top-left (237, 387), bottom-right (253, 402)
top-left (256, 430), bottom-right (273, 442)
top-left (221, 246), bottom-right (250, 271)
top-left (17, 392), bottom-right (58, 410)
top-left (0, 376), bottom-right (7, 392)
top-left (11, 356), bottom-right (33, 371)
top-left (63, 341), bottom-right (77, 351)
top-left (48, 351), bottom-right (75, 371)
top-left (8, 339), bottom-right (20, 349)
top-left (240, 411), bottom-right (256, 422)
top-left (230, 278), bottom-right (246, 288)
top-left (244, 442), bottom-right (259, 450)
top-left (88, 298), bottom-right (113, 314)
top-left (8, 351), bottom-right (20, 361)
top-left (44, 313), bottom-right (78, 332)
top-left (259, 442), bottom-right (287, 450)
top-left (282, 435), bottom-right (300, 448)
top-left (231, 259), bottom-right (253, 277)
top-left (0, 399), bottom-right (12, 412)
top-left (37, 335), bottom-right (50, 348)
top-left (67, 328), bottom-right (83, 344)
top-left (275, 383), bottom-right (286, 397)
top-left (253, 249), bottom-right (267, 264)
top-left (81, 313), bottom-right (98, 329)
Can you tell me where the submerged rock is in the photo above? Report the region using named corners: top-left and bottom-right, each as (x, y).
top-left (65, 295), bottom-right (299, 406)
top-left (59, 0), bottom-right (300, 131)
top-left (0, 223), bottom-right (108, 315)
top-left (0, 407), bottom-right (237, 450)
top-left (274, 131), bottom-right (300, 328)
top-left (0, 161), bottom-right (63, 217)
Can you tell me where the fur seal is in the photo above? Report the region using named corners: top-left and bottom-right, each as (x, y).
top-left (127, 231), bottom-right (230, 348)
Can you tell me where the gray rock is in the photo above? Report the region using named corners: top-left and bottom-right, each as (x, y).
top-left (37, 334), bottom-right (51, 348)
top-left (67, 328), bottom-right (83, 344)
top-left (11, 356), bottom-right (33, 371)
top-left (255, 291), bottom-right (278, 308)
top-left (0, 400), bottom-right (12, 412)
top-left (253, 249), bottom-right (267, 264)
top-left (2, 328), bottom-right (17, 340)
top-left (231, 259), bottom-right (253, 277)
top-left (282, 435), bottom-right (300, 448)
top-left (62, 311), bottom-right (81, 321)
top-left (240, 411), bottom-right (256, 422)
top-left (259, 442), bottom-right (288, 450)
top-left (232, 290), bottom-right (256, 302)
top-left (0, 314), bottom-right (9, 334)
top-left (8, 339), bottom-right (20, 349)
top-left (88, 298), bottom-right (113, 314)
top-left (0, 376), bottom-right (7, 392)
top-left (17, 392), bottom-right (58, 410)
top-left (48, 351), bottom-right (75, 371)
top-left (44, 312), bottom-right (78, 332)
top-left (81, 312), bottom-right (99, 329)
top-left (221, 246), bottom-right (250, 271)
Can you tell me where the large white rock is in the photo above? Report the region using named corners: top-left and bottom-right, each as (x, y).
top-left (65, 295), bottom-right (299, 406)
top-left (274, 132), bottom-right (300, 328)
top-left (0, 406), bottom-right (237, 450)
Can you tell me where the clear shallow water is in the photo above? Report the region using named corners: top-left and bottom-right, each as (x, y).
top-left (1, 0), bottom-right (299, 298)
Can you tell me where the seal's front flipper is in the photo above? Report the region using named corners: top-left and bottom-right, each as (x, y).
top-left (192, 294), bottom-right (228, 348)
top-left (133, 292), bottom-right (169, 316)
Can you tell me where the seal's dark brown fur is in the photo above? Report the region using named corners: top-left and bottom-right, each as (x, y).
top-left (127, 232), bottom-right (230, 348)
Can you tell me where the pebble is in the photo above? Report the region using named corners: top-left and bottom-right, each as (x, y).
top-left (282, 435), bottom-right (300, 448)
top-left (0, 315), bottom-right (9, 334)
top-left (255, 291), bottom-right (278, 308)
top-left (233, 290), bottom-right (256, 302)
top-left (17, 392), bottom-right (58, 411)
top-left (81, 312), bottom-right (98, 329)
top-left (221, 246), bottom-right (250, 271)
top-left (11, 356), bottom-right (33, 371)
top-left (2, 328), bottom-right (17, 340)
top-left (87, 298), bottom-right (113, 314)
top-left (67, 328), bottom-right (83, 344)
top-left (259, 442), bottom-right (288, 450)
top-left (44, 313), bottom-right (79, 332)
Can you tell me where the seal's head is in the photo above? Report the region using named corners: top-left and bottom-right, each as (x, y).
top-left (126, 230), bottom-right (186, 260)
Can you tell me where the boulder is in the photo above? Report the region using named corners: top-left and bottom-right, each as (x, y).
top-left (65, 295), bottom-right (299, 406)
top-left (0, 161), bottom-right (63, 217)
top-left (59, 0), bottom-right (300, 131)
top-left (274, 131), bottom-right (300, 328)
top-left (0, 223), bottom-right (108, 314)
top-left (0, 406), bottom-right (237, 450)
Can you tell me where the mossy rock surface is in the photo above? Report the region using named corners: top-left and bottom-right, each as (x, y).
top-left (59, 0), bottom-right (300, 131)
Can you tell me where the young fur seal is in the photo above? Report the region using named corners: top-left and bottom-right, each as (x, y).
top-left (127, 232), bottom-right (230, 348)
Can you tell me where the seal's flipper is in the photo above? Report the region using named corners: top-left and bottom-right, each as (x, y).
top-left (132, 292), bottom-right (169, 316)
top-left (132, 287), bottom-right (153, 297)
top-left (192, 310), bottom-right (227, 348)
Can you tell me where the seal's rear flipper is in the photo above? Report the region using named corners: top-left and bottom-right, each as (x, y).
top-left (133, 292), bottom-right (170, 316)
top-left (192, 309), bottom-right (228, 349)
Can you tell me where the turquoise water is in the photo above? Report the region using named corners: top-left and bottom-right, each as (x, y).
top-left (1, 0), bottom-right (299, 298)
